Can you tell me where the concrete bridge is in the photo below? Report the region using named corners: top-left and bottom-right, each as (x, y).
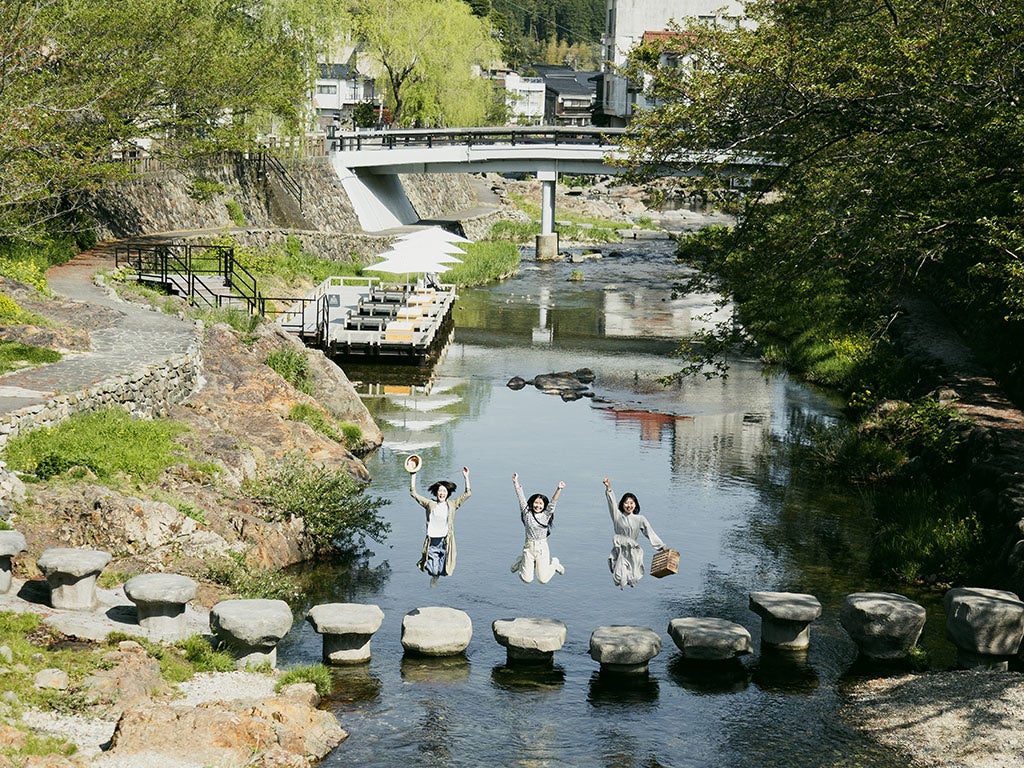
top-left (326, 127), bottom-right (760, 257)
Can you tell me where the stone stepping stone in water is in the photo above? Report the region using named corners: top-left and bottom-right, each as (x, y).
top-left (840, 592), bottom-right (927, 661)
top-left (492, 617), bottom-right (567, 664)
top-left (306, 603), bottom-right (385, 665)
top-left (124, 573), bottom-right (197, 641)
top-left (667, 617), bottom-right (752, 661)
top-left (748, 591), bottom-right (822, 650)
top-left (401, 606), bottom-right (472, 657)
top-left (589, 625), bottom-right (661, 674)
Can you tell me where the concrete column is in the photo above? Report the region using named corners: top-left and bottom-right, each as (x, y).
top-left (536, 170), bottom-right (558, 260)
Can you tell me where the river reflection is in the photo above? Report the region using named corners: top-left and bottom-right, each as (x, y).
top-left (276, 241), bottom-right (930, 767)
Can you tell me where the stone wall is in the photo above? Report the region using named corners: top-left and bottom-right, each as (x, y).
top-left (0, 336), bottom-right (203, 454)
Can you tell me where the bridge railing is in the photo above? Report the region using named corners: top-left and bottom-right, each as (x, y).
top-left (332, 126), bottom-right (625, 152)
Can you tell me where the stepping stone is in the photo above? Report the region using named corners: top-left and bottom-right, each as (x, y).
top-left (123, 573), bottom-right (197, 640)
top-left (401, 606), bottom-right (472, 656)
top-left (492, 617), bottom-right (567, 664)
top-left (589, 625), bottom-right (661, 674)
top-left (749, 591), bottom-right (822, 650)
top-left (667, 617), bottom-right (752, 661)
top-left (36, 548), bottom-right (112, 611)
top-left (210, 599), bottom-right (293, 668)
top-left (0, 530), bottom-right (27, 594)
top-left (306, 603), bottom-right (385, 664)
top-left (944, 587), bottom-right (1024, 670)
top-left (840, 592), bottom-right (926, 660)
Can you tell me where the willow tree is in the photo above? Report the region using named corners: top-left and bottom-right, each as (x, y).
top-left (0, 0), bottom-right (334, 243)
top-left (352, 0), bottom-right (498, 126)
top-left (620, 1), bottom-right (1024, 399)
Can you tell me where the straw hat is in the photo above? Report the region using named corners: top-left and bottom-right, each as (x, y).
top-left (404, 454), bottom-right (422, 473)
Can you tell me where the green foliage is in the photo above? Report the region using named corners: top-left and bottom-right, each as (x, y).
top-left (0, 257), bottom-right (49, 293)
top-left (442, 241), bottom-right (520, 286)
top-left (568, 270), bottom-right (584, 282)
top-left (276, 664), bottom-right (332, 697)
top-left (224, 200), bottom-right (245, 226)
top-left (205, 550), bottom-right (301, 601)
top-left (288, 403), bottom-right (345, 444)
top-left (487, 220), bottom-right (540, 243)
top-left (2, 408), bottom-right (190, 483)
top-left (353, 0), bottom-right (499, 126)
top-left (175, 635), bottom-right (240, 675)
top-left (353, 101), bottom-right (377, 128)
top-left (243, 456), bottom-right (391, 553)
top-left (233, 237), bottom-right (362, 290)
top-left (0, 340), bottom-right (61, 375)
top-left (188, 178), bottom-right (225, 202)
top-left (195, 305), bottom-right (262, 335)
top-left (266, 348), bottom-right (314, 395)
top-left (0, 294), bottom-right (51, 325)
top-left (622, 1), bottom-right (1024, 403)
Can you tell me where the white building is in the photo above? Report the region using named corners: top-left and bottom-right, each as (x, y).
top-left (501, 71), bottom-right (546, 125)
top-left (600, 0), bottom-right (746, 126)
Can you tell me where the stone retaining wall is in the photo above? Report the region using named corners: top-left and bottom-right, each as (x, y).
top-left (0, 333), bottom-right (204, 454)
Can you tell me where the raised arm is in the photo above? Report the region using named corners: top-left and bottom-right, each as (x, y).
top-left (512, 472), bottom-right (527, 511)
top-left (409, 471), bottom-right (430, 507)
top-left (603, 477), bottom-right (617, 519)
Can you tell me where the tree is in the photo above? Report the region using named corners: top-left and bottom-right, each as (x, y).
top-left (351, 0), bottom-right (498, 127)
top-left (620, 1), bottom-right (1024, 399)
top-left (0, 0), bottom-right (334, 243)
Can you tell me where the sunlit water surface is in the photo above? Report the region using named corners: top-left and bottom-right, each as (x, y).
top-left (278, 241), bottom-right (948, 767)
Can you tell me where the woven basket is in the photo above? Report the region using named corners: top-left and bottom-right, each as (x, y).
top-left (650, 548), bottom-right (680, 578)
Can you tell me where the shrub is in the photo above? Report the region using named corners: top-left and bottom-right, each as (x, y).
top-left (188, 178), bottom-right (224, 202)
top-left (243, 456), bottom-right (390, 553)
top-left (205, 551), bottom-right (301, 600)
top-left (442, 241), bottom-right (520, 286)
top-left (0, 258), bottom-right (49, 293)
top-left (0, 294), bottom-right (50, 325)
top-left (196, 305), bottom-right (262, 335)
top-left (2, 408), bottom-right (191, 483)
top-left (225, 200), bottom-right (245, 226)
top-left (266, 348), bottom-right (313, 394)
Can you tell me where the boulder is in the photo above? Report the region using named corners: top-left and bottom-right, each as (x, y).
top-left (840, 592), bottom-right (927, 660)
top-left (401, 606), bottom-right (472, 656)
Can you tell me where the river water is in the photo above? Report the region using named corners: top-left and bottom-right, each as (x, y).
top-left (278, 240), bottom-right (944, 767)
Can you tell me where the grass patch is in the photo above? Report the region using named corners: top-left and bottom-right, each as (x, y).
top-left (225, 200), bottom-right (245, 226)
top-left (266, 347), bottom-right (313, 394)
top-left (276, 664), bottom-right (332, 697)
top-left (0, 340), bottom-right (61, 375)
top-left (195, 305), bottom-right (262, 335)
top-left (0, 293), bottom-right (52, 325)
top-left (288, 403), bottom-right (345, 444)
top-left (441, 241), bottom-right (520, 287)
top-left (2, 408), bottom-right (192, 484)
top-left (243, 456), bottom-right (390, 554)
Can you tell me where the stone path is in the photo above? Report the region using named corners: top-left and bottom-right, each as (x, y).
top-left (0, 243), bottom-right (196, 415)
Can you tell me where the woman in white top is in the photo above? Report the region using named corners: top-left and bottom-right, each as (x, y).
top-left (410, 466), bottom-right (471, 586)
top-left (603, 476), bottom-right (665, 588)
top-left (510, 473), bottom-right (566, 584)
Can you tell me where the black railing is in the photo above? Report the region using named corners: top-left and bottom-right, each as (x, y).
top-left (333, 126), bottom-right (625, 152)
top-left (253, 151), bottom-right (303, 211)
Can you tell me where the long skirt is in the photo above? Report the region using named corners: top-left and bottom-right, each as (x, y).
top-left (511, 537), bottom-right (563, 584)
top-left (609, 535), bottom-right (645, 588)
top-left (424, 536), bottom-right (448, 577)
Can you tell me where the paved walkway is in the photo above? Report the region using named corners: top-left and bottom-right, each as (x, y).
top-left (0, 244), bottom-right (197, 415)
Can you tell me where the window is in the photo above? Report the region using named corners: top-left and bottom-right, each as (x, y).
top-left (316, 84), bottom-right (338, 95)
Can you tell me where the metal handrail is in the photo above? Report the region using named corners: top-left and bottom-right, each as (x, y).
top-left (334, 126), bottom-right (625, 152)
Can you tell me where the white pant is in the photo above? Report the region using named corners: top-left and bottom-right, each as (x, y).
top-left (512, 537), bottom-right (563, 584)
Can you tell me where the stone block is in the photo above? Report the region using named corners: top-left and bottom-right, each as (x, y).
top-left (37, 548), bottom-right (112, 611)
top-left (589, 625), bottom-right (661, 674)
top-left (0, 530), bottom-right (27, 594)
top-left (401, 607), bottom-right (472, 656)
top-left (210, 599), bottom-right (293, 668)
top-left (667, 617), bottom-right (752, 661)
top-left (124, 573), bottom-right (197, 640)
top-left (749, 591), bottom-right (822, 649)
top-left (944, 587), bottom-right (1024, 669)
top-left (492, 617), bottom-right (567, 664)
top-left (840, 592), bottom-right (926, 660)
top-left (306, 603), bottom-right (385, 664)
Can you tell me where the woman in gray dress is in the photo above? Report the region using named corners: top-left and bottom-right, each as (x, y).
top-left (603, 476), bottom-right (665, 588)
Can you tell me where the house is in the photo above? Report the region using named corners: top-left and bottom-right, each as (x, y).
top-left (498, 71), bottom-right (546, 125)
top-left (312, 56), bottom-right (378, 133)
top-left (532, 65), bottom-right (600, 127)
top-left (600, 0), bottom-right (747, 126)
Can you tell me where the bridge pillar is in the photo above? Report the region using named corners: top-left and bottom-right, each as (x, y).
top-left (536, 170), bottom-right (559, 260)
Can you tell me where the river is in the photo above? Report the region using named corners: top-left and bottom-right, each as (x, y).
top-left (277, 239), bottom-right (946, 767)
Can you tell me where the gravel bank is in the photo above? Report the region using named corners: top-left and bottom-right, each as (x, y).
top-left (844, 672), bottom-right (1024, 767)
